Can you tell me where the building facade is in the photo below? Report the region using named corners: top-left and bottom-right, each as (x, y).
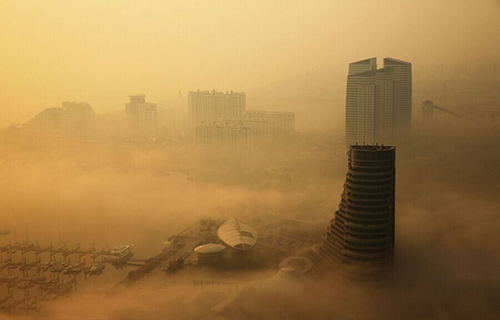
top-left (242, 111), bottom-right (295, 141)
top-left (320, 145), bottom-right (396, 273)
top-left (26, 101), bottom-right (94, 134)
top-left (384, 58), bottom-right (412, 142)
top-left (196, 122), bottom-right (251, 151)
top-left (346, 58), bottom-right (411, 146)
top-left (26, 108), bottom-right (72, 134)
top-left (188, 90), bottom-right (246, 127)
top-left (137, 103), bottom-right (158, 136)
top-left (195, 110), bottom-right (295, 150)
top-left (126, 94), bottom-right (146, 130)
top-left (61, 101), bottom-right (95, 132)
top-left (126, 95), bottom-right (158, 136)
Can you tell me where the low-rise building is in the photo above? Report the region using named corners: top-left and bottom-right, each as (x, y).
top-left (26, 101), bottom-right (94, 134)
top-left (195, 122), bottom-right (251, 151)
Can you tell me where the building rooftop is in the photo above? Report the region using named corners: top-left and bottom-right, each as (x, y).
top-left (216, 219), bottom-right (258, 251)
top-left (350, 144), bottom-right (395, 151)
top-left (194, 243), bottom-right (226, 255)
top-left (189, 90), bottom-right (245, 96)
top-left (384, 57), bottom-right (411, 65)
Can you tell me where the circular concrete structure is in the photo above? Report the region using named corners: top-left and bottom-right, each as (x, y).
top-left (193, 243), bottom-right (226, 255)
top-left (278, 257), bottom-right (314, 274)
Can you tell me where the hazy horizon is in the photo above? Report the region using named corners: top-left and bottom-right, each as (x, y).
top-left (1, 0), bottom-right (500, 126)
top-left (0, 1), bottom-right (499, 319)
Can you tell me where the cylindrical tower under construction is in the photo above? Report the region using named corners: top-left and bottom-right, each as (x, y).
top-left (320, 145), bottom-right (396, 270)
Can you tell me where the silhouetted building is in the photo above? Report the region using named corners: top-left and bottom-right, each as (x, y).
top-left (346, 58), bottom-right (412, 146)
top-left (126, 94), bottom-right (145, 130)
top-left (320, 145), bottom-right (396, 273)
top-left (188, 90), bottom-right (246, 127)
top-left (206, 111), bottom-right (295, 146)
top-left (126, 95), bottom-right (157, 136)
top-left (242, 111), bottom-right (295, 142)
top-left (384, 58), bottom-right (412, 141)
top-left (137, 103), bottom-right (158, 136)
top-left (196, 122), bottom-right (251, 151)
top-left (61, 101), bottom-right (94, 131)
top-left (27, 108), bottom-right (72, 134)
top-left (26, 101), bottom-right (94, 134)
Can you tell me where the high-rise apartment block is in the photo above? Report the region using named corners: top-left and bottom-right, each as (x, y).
top-left (190, 90), bottom-right (295, 149)
top-left (319, 145), bottom-right (396, 273)
top-left (126, 95), bottom-right (158, 136)
top-left (188, 90), bottom-right (246, 126)
top-left (346, 58), bottom-right (412, 146)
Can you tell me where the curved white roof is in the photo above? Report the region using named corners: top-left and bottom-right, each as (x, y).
top-left (216, 219), bottom-right (258, 251)
top-left (194, 243), bottom-right (226, 255)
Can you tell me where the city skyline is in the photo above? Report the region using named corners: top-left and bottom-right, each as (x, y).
top-left (0, 1), bottom-right (499, 319)
top-left (2, 1), bottom-right (500, 127)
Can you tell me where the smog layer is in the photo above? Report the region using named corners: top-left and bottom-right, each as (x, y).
top-left (1, 1), bottom-right (500, 319)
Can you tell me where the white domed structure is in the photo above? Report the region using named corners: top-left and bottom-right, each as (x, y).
top-left (194, 243), bottom-right (226, 255)
top-left (216, 218), bottom-right (258, 251)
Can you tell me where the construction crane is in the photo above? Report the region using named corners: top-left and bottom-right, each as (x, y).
top-left (421, 100), bottom-right (471, 128)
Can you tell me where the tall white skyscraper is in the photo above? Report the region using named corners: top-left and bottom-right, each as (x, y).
top-left (345, 58), bottom-right (412, 146)
top-left (384, 58), bottom-right (412, 141)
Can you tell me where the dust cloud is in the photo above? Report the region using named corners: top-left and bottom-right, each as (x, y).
top-left (0, 0), bottom-right (499, 319)
top-left (0, 120), bottom-right (498, 319)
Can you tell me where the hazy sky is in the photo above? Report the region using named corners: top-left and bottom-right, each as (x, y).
top-left (1, 0), bottom-right (499, 125)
